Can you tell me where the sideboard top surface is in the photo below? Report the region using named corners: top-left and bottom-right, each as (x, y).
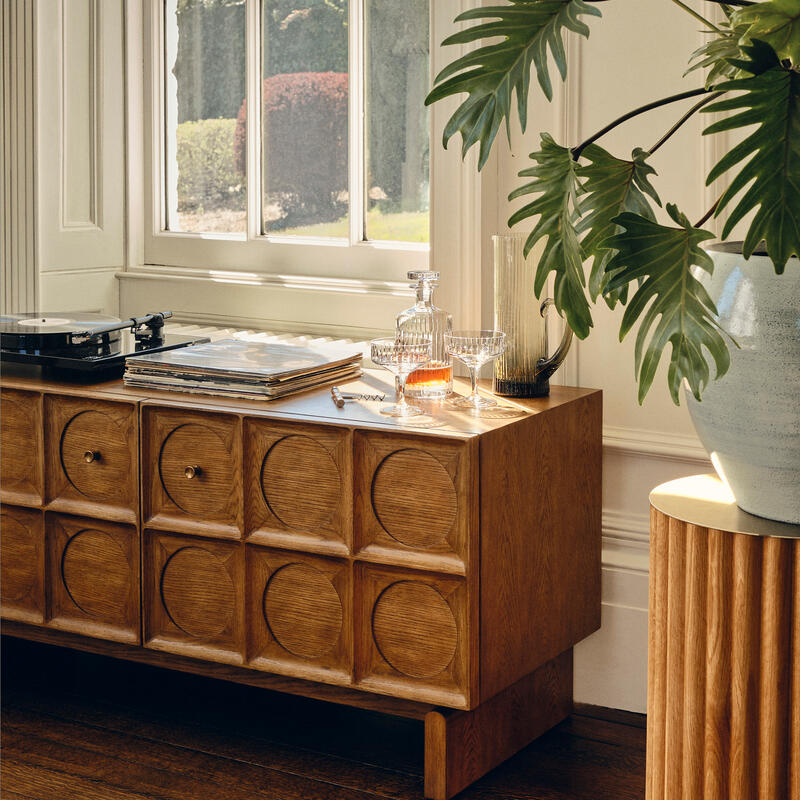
top-left (1, 367), bottom-right (600, 439)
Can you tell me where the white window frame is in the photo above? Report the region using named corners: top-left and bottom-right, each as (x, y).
top-left (122, 0), bottom-right (490, 337)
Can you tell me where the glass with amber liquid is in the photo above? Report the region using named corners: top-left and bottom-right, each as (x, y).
top-left (396, 270), bottom-right (453, 399)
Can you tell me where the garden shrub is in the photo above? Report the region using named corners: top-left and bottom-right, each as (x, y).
top-left (234, 72), bottom-right (348, 229)
top-left (177, 117), bottom-right (243, 212)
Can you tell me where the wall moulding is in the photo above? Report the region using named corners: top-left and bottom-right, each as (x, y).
top-left (59, 0), bottom-right (102, 231)
top-left (40, 267), bottom-right (117, 316)
top-left (601, 509), bottom-right (650, 576)
top-left (2, 0), bottom-right (38, 313)
top-left (603, 424), bottom-right (710, 465)
top-left (36, 0), bottom-right (124, 271)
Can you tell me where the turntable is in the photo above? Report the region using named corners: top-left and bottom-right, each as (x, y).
top-left (0, 311), bottom-right (208, 378)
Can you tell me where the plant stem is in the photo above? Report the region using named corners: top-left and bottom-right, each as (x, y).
top-left (648, 92), bottom-right (723, 155)
top-left (668, 0), bottom-right (722, 32)
top-left (572, 88), bottom-right (710, 160)
top-left (695, 197), bottom-right (720, 228)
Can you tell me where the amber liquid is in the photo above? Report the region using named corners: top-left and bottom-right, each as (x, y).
top-left (405, 361), bottom-right (453, 397)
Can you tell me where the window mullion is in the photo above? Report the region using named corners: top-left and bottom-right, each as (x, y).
top-left (245, 0), bottom-right (262, 241)
top-left (348, 0), bottom-right (366, 245)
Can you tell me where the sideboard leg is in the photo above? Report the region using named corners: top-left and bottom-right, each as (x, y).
top-left (423, 649), bottom-right (573, 800)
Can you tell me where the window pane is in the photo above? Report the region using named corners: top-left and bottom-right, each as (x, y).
top-left (164, 0), bottom-right (246, 234)
top-left (261, 1), bottom-right (349, 237)
top-left (366, 1), bottom-right (429, 243)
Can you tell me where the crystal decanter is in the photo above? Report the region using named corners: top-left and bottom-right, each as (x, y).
top-left (396, 270), bottom-right (453, 399)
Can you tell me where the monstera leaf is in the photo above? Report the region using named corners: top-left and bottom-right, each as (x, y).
top-left (425, 0), bottom-right (601, 170)
top-left (576, 145), bottom-right (661, 305)
top-left (732, 0), bottom-right (800, 65)
top-left (703, 41), bottom-right (800, 271)
top-left (603, 205), bottom-right (731, 404)
top-left (507, 133), bottom-right (592, 338)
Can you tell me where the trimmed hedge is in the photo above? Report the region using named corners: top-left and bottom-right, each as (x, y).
top-left (234, 72), bottom-right (348, 229)
top-left (176, 117), bottom-right (243, 212)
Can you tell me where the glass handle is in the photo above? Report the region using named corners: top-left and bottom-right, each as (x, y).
top-left (535, 298), bottom-right (573, 382)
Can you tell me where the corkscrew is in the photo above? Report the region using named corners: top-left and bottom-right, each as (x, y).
top-left (331, 386), bottom-right (386, 408)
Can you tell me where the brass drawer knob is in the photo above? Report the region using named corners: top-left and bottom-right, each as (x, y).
top-left (184, 465), bottom-right (202, 480)
top-left (83, 450), bottom-right (100, 463)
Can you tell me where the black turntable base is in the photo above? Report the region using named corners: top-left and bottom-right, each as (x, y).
top-left (0, 311), bottom-right (208, 380)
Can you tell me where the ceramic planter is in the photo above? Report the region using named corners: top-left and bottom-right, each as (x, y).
top-left (686, 242), bottom-right (800, 525)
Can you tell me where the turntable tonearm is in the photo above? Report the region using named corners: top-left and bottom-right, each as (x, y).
top-left (0, 310), bottom-right (208, 377)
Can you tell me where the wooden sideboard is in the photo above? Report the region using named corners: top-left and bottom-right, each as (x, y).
top-left (1, 369), bottom-right (601, 799)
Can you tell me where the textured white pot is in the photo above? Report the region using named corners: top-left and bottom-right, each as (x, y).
top-left (686, 242), bottom-right (800, 524)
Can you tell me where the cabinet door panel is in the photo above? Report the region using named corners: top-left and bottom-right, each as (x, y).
top-left (143, 530), bottom-right (244, 665)
top-left (44, 396), bottom-right (138, 523)
top-left (354, 432), bottom-right (475, 575)
top-left (46, 513), bottom-right (140, 644)
top-left (143, 407), bottom-right (242, 539)
top-left (246, 546), bottom-right (352, 684)
top-left (245, 419), bottom-right (351, 555)
top-left (1, 390), bottom-right (43, 506)
top-left (355, 563), bottom-right (473, 709)
top-left (0, 505), bottom-right (45, 624)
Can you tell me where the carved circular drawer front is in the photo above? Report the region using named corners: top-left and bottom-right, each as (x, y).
top-left (261, 436), bottom-right (340, 530)
top-left (372, 581), bottom-right (457, 679)
top-left (1, 391), bottom-right (40, 497)
top-left (264, 562), bottom-right (343, 659)
top-left (159, 424), bottom-right (235, 516)
top-left (61, 528), bottom-right (131, 620)
top-left (1, 512), bottom-right (38, 603)
top-left (160, 546), bottom-right (235, 638)
top-left (60, 411), bottom-right (131, 501)
top-left (372, 450), bottom-right (457, 548)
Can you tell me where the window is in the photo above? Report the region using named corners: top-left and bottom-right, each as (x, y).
top-left (133, 0), bottom-right (483, 336)
top-left (147, 0), bottom-right (430, 280)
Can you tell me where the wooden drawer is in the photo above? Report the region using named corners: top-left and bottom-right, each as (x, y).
top-left (143, 407), bottom-right (242, 539)
top-left (355, 564), bottom-right (478, 708)
top-left (246, 546), bottom-right (351, 684)
top-left (45, 512), bottom-right (140, 644)
top-left (143, 530), bottom-right (245, 665)
top-left (245, 419), bottom-right (352, 555)
top-left (354, 432), bottom-right (476, 575)
top-left (355, 564), bottom-right (475, 708)
top-left (0, 505), bottom-right (45, 624)
top-left (1, 389), bottom-right (43, 506)
top-left (44, 395), bottom-right (138, 523)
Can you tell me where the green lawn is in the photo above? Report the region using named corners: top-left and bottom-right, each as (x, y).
top-left (277, 209), bottom-right (429, 242)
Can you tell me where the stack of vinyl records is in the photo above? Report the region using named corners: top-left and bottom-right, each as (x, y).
top-left (124, 338), bottom-right (362, 400)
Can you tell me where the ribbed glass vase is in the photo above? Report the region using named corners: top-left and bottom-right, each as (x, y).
top-left (492, 233), bottom-right (572, 397)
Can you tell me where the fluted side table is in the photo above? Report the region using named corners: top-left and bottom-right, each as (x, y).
top-left (647, 475), bottom-right (800, 800)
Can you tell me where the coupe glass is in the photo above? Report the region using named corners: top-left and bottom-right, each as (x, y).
top-left (445, 330), bottom-right (506, 411)
top-left (370, 336), bottom-right (432, 417)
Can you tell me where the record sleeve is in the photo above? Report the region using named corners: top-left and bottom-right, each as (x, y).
top-left (124, 338), bottom-right (362, 381)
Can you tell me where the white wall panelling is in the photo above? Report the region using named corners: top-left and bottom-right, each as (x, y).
top-left (39, 265), bottom-right (118, 315)
top-left (1, 0), bottom-right (37, 313)
top-left (118, 265), bottom-right (414, 340)
top-left (35, 0), bottom-right (125, 314)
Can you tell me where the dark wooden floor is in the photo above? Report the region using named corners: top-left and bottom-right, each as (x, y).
top-left (1, 636), bottom-right (645, 800)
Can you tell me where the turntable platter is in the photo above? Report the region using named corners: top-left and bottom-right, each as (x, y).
top-left (0, 312), bottom-right (121, 336)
